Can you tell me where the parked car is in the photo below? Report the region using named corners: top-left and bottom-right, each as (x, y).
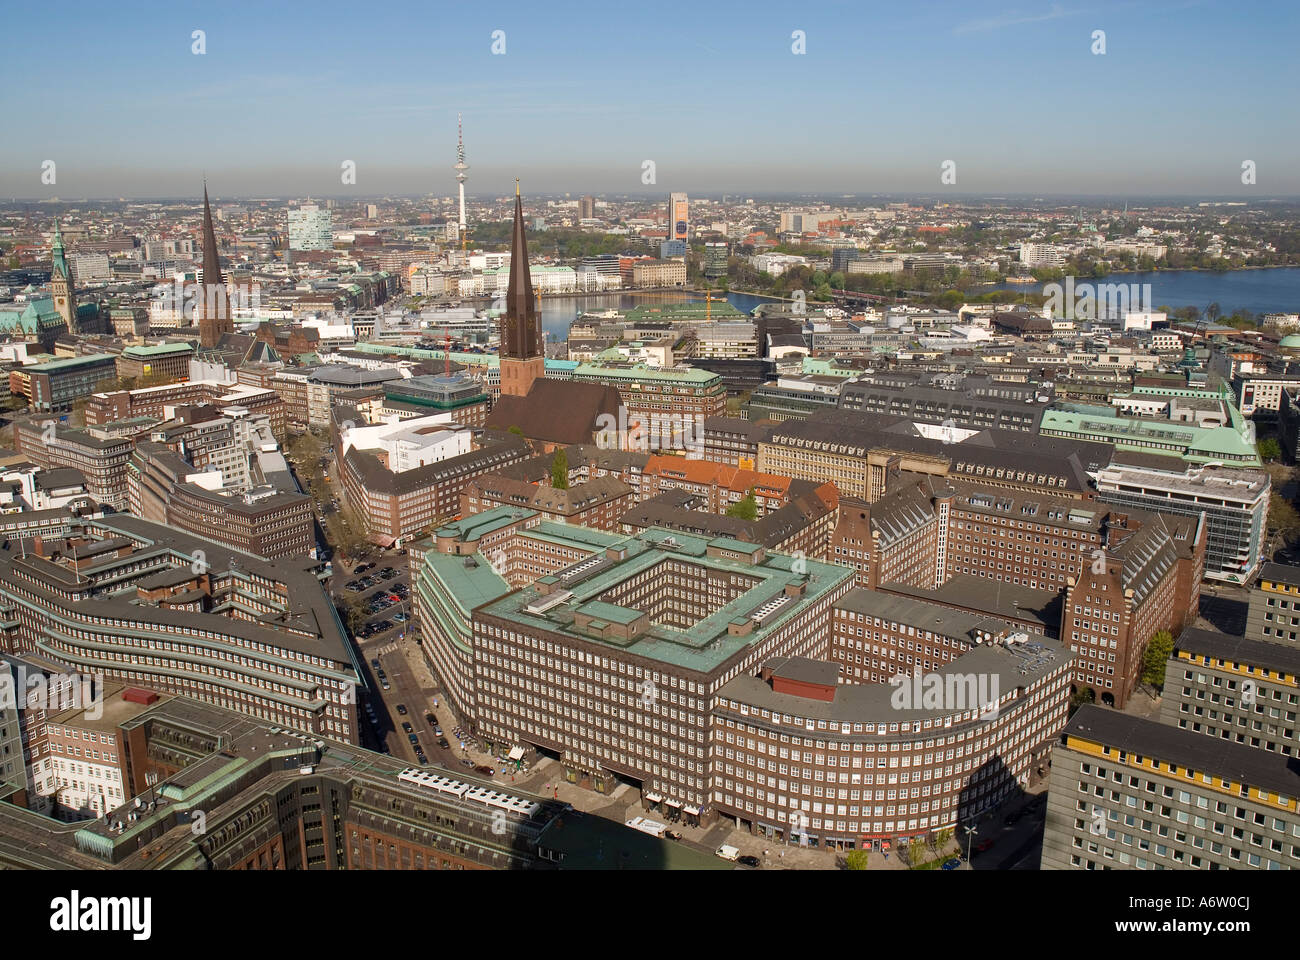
top-left (438, 738), bottom-right (450, 749)
top-left (408, 733), bottom-right (419, 745)
top-left (424, 712), bottom-right (436, 725)
top-left (396, 704), bottom-right (407, 715)
top-left (942, 858), bottom-right (962, 870)
top-left (370, 658), bottom-right (381, 669)
top-left (737, 855), bottom-right (761, 868)
top-left (393, 612), bottom-right (409, 623)
top-left (475, 765), bottom-right (495, 776)
top-left (433, 726), bottom-right (443, 736)
top-left (460, 758), bottom-right (474, 768)
top-left (401, 722), bottom-right (413, 733)
top-left (664, 830), bottom-right (683, 841)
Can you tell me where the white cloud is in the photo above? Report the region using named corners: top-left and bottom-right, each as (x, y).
top-left (954, 3), bottom-right (1076, 34)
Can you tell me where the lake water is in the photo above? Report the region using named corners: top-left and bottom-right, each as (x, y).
top-left (539, 291), bottom-right (777, 342)
top-left (980, 268), bottom-right (1300, 316)
top-left (538, 268), bottom-right (1300, 342)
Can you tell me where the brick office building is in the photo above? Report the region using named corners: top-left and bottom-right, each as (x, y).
top-left (0, 694), bottom-right (715, 870)
top-left (411, 513), bottom-right (1075, 846)
top-left (0, 515), bottom-right (358, 742)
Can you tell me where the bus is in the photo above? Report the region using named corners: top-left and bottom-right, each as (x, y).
top-left (625, 816), bottom-right (667, 839)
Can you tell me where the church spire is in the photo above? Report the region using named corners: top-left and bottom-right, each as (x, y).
top-left (196, 184), bottom-right (233, 348)
top-left (201, 184), bottom-right (224, 289)
top-left (502, 184), bottom-right (538, 360)
top-left (497, 183), bottom-right (545, 398)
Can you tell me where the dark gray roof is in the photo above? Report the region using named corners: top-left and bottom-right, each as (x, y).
top-left (1258, 561), bottom-right (1300, 589)
top-left (879, 574), bottom-right (1062, 635)
top-left (1174, 626), bottom-right (1300, 677)
top-left (311, 364), bottom-right (405, 387)
top-left (1065, 705), bottom-right (1300, 797)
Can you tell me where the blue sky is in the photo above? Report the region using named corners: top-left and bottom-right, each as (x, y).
top-left (4, 0), bottom-right (1298, 198)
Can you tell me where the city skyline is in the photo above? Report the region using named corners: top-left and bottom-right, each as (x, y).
top-left (4, 0), bottom-right (1299, 198)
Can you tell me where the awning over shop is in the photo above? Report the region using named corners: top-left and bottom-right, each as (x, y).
top-left (644, 792), bottom-right (663, 803)
top-left (684, 805), bottom-right (700, 815)
top-left (507, 746), bottom-right (525, 761)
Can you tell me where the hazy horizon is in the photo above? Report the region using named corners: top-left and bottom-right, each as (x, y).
top-left (5, 0), bottom-right (1299, 199)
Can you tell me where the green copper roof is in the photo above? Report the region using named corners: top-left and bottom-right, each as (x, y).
top-left (50, 222), bottom-right (70, 281)
top-left (123, 342), bottom-right (193, 357)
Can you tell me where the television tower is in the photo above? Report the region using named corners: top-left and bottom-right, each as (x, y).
top-left (454, 113), bottom-right (469, 241)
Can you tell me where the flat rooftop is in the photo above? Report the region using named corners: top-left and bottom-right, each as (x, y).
top-left (477, 526), bottom-right (854, 675)
top-left (1174, 626), bottom-right (1300, 677)
top-left (719, 637), bottom-right (1067, 727)
top-left (1064, 705), bottom-right (1300, 798)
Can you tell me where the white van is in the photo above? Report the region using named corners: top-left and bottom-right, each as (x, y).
top-left (715, 844), bottom-right (741, 862)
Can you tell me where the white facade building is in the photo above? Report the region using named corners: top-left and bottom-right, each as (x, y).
top-left (288, 204), bottom-right (334, 251)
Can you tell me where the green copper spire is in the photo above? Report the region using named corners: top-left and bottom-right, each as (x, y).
top-left (51, 221), bottom-right (70, 280)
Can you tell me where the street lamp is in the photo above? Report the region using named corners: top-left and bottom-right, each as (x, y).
top-left (964, 824), bottom-right (978, 862)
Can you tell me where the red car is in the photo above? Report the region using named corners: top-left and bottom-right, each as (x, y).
top-left (975, 838), bottom-right (994, 853)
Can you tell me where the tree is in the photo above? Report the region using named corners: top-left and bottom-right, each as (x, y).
top-left (68, 396), bottom-right (90, 428)
top-left (341, 593), bottom-right (369, 635)
top-left (551, 447), bottom-right (569, 489)
top-left (1257, 437), bottom-right (1282, 462)
top-left (726, 491), bottom-right (758, 521)
top-left (1268, 493), bottom-right (1300, 544)
top-left (287, 429), bottom-right (324, 470)
top-left (932, 827), bottom-right (953, 853)
top-left (1142, 629), bottom-right (1175, 689)
top-left (329, 501), bottom-right (371, 560)
top-left (844, 849), bottom-right (869, 870)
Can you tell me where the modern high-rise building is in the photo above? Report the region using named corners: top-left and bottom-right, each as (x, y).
top-left (579, 195), bottom-right (596, 219)
top-left (1041, 706), bottom-right (1300, 870)
top-left (1094, 453), bottom-right (1270, 584)
top-left (1244, 562), bottom-right (1300, 647)
top-left (704, 240), bottom-right (729, 279)
top-left (669, 192), bottom-right (688, 244)
top-left (1161, 627), bottom-right (1300, 756)
top-left (288, 203), bottom-right (334, 251)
